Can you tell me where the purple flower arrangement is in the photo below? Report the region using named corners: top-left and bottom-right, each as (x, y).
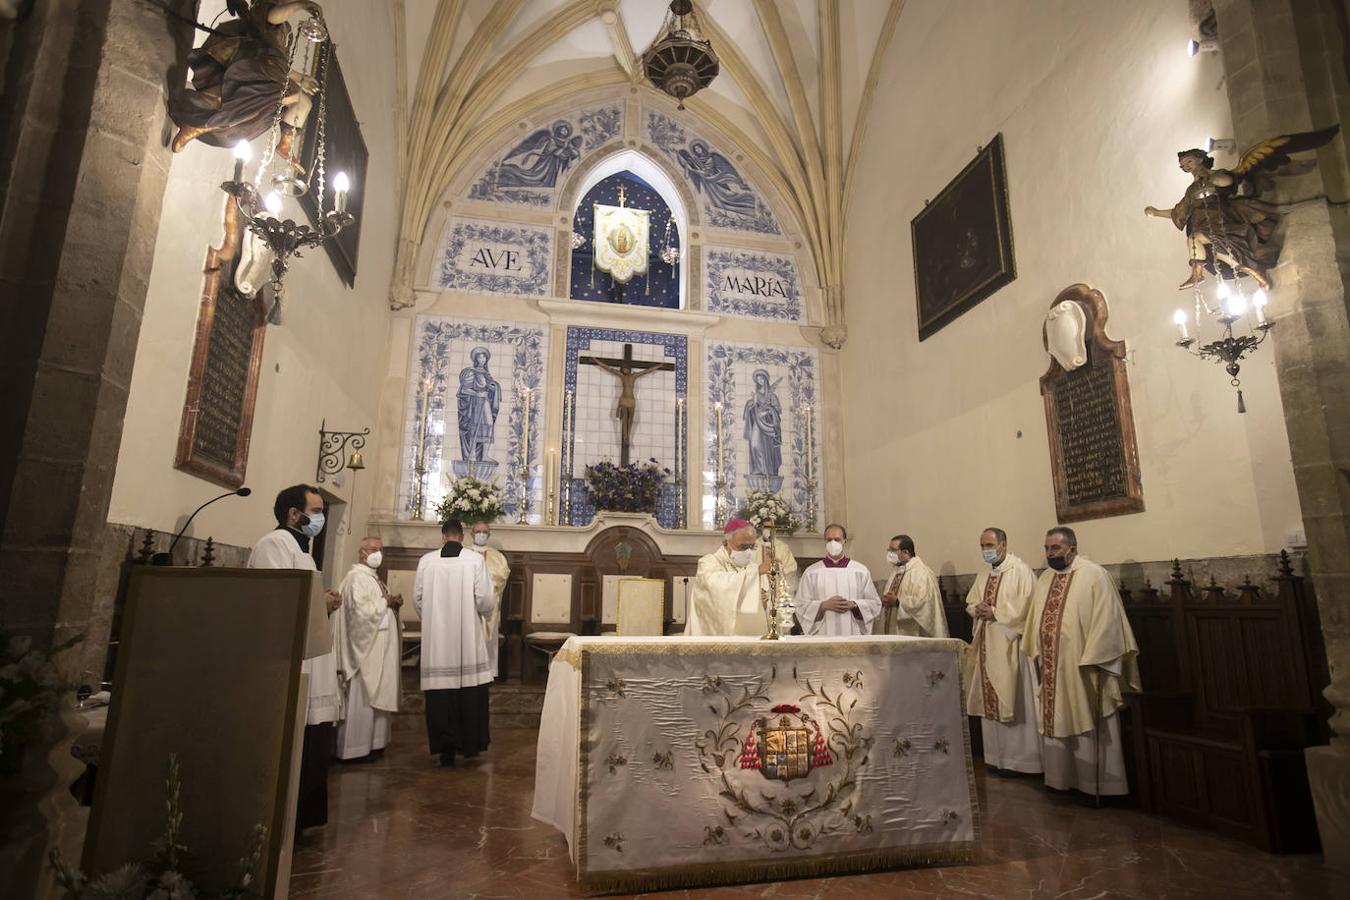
top-left (584, 458), bottom-right (670, 513)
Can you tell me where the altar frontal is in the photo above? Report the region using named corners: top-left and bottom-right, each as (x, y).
top-left (532, 636), bottom-right (979, 893)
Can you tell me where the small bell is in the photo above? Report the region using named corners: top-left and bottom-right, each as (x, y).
top-left (346, 450), bottom-right (366, 471)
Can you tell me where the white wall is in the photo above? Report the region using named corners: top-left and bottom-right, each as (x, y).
top-left (107, 1), bottom-right (399, 565)
top-left (841, 0), bottom-right (1303, 577)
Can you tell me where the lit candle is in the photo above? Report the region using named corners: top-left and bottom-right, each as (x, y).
top-left (714, 401), bottom-right (724, 478)
top-left (1172, 309), bottom-right (1190, 341)
top-left (1252, 288), bottom-right (1269, 325)
top-left (232, 140), bottom-right (251, 184)
top-left (263, 190), bottom-right (282, 217)
top-left (547, 446), bottom-right (556, 524)
top-left (333, 171), bottom-right (350, 213)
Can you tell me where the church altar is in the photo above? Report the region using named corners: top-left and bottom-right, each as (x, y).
top-left (531, 635), bottom-right (979, 893)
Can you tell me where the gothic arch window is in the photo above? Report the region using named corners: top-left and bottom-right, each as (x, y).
top-left (569, 152), bottom-right (687, 309)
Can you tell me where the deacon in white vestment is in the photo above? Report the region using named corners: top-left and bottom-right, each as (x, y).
top-left (874, 534), bottom-right (949, 638)
top-left (247, 483), bottom-right (341, 831)
top-left (415, 518), bottom-right (493, 767)
top-left (686, 518), bottom-right (777, 636)
top-left (796, 524), bottom-right (882, 636)
top-left (333, 537), bottom-right (402, 760)
top-left (469, 521), bottom-right (511, 678)
top-left (1022, 527), bottom-right (1141, 796)
top-left (964, 527), bottom-right (1042, 774)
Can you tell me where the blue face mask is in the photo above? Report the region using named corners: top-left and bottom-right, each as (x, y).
top-left (300, 511), bottom-right (325, 537)
top-left (981, 549), bottom-right (1001, 565)
top-left (1046, 555), bottom-right (1070, 572)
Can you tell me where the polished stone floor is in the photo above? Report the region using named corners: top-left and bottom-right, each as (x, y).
top-left (289, 718), bottom-right (1348, 899)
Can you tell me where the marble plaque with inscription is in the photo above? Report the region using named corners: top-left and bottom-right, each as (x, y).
top-left (1039, 285), bottom-right (1144, 522)
top-left (175, 210), bottom-right (267, 488)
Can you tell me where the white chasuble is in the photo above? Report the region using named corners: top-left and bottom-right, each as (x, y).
top-left (473, 545), bottom-right (511, 677)
top-left (335, 563), bottom-right (400, 713)
top-left (796, 560), bottom-right (883, 636)
top-left (1022, 556), bottom-right (1141, 795)
top-left (414, 549), bottom-right (494, 690)
top-left (686, 546), bottom-right (764, 636)
top-left (248, 528), bottom-right (341, 725)
top-left (962, 554), bottom-right (1036, 721)
top-left (875, 556), bottom-right (948, 638)
top-left (593, 203), bottom-right (650, 283)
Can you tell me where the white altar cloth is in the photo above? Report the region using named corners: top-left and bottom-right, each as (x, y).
top-left (531, 635), bottom-right (979, 893)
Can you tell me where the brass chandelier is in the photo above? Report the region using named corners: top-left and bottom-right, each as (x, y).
top-left (641, 0), bottom-right (720, 110)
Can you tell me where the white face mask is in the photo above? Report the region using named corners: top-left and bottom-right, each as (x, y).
top-left (473, 532), bottom-right (489, 547)
top-left (730, 547), bottom-right (756, 568)
top-left (825, 540), bottom-right (844, 558)
top-left (885, 550), bottom-right (900, 566)
top-left (364, 550), bottom-right (383, 569)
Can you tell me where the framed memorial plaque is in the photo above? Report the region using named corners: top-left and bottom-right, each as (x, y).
top-left (1039, 284), bottom-right (1144, 523)
top-left (298, 47), bottom-right (367, 287)
top-left (911, 133), bottom-right (1016, 341)
top-left (174, 202), bottom-right (267, 488)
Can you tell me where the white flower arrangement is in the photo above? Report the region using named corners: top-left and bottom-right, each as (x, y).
top-left (740, 490), bottom-right (802, 535)
top-left (435, 475), bottom-right (505, 524)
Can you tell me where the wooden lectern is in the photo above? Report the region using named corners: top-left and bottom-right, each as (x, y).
top-left (84, 567), bottom-right (330, 899)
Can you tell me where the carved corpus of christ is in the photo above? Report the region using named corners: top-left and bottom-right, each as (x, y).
top-left (579, 343), bottom-right (675, 466)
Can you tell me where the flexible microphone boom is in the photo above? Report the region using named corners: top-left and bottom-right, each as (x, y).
top-left (151, 487), bottom-right (252, 566)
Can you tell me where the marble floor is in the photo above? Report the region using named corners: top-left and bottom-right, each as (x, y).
top-left (290, 718), bottom-right (1348, 899)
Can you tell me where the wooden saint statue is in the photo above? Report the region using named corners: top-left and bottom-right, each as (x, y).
top-left (168, 1), bottom-right (326, 173)
top-left (1144, 125), bottom-right (1339, 289)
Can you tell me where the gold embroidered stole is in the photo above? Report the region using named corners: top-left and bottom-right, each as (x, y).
top-left (1037, 571), bottom-right (1075, 734)
top-left (977, 573), bottom-right (1002, 718)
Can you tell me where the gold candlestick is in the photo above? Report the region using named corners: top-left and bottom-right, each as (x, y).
top-left (562, 390), bottom-right (574, 524)
top-left (411, 377), bottom-right (432, 519)
top-left (547, 447), bottom-right (557, 525)
top-left (675, 397), bottom-right (686, 529)
top-left (714, 401), bottom-right (726, 524)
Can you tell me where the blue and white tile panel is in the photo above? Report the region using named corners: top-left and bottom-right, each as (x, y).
top-left (704, 246), bottom-right (802, 322)
top-left (432, 218), bottom-right (553, 297)
top-left (704, 340), bottom-right (822, 530)
top-left (401, 316), bottom-right (550, 523)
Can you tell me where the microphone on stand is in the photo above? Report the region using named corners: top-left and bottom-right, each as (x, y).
top-left (151, 487), bottom-right (252, 566)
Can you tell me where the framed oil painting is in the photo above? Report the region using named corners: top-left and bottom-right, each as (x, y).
top-left (911, 133), bottom-right (1016, 341)
top-left (299, 47), bottom-right (367, 287)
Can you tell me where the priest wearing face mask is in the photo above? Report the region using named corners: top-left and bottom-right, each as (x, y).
top-left (686, 518), bottom-right (775, 636)
top-left (333, 537), bottom-right (402, 761)
top-left (468, 521), bottom-right (510, 678)
top-left (874, 534), bottom-right (949, 638)
top-left (964, 527), bottom-right (1041, 774)
top-left (795, 524), bottom-right (882, 636)
top-left (1022, 526), bottom-right (1140, 796)
top-left (247, 483), bottom-right (342, 833)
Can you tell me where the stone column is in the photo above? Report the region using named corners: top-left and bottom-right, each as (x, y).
top-left (0, 1), bottom-right (192, 895)
top-left (1212, 0), bottom-right (1350, 872)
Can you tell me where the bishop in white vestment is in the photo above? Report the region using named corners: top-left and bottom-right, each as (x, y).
top-left (875, 534), bottom-right (949, 638)
top-left (796, 525), bottom-right (882, 636)
top-left (469, 521), bottom-right (511, 678)
top-left (334, 537), bottom-right (401, 760)
top-left (415, 519), bottom-right (493, 767)
top-left (1022, 527), bottom-right (1141, 796)
top-left (964, 528), bottom-right (1042, 774)
top-left (687, 518), bottom-right (777, 636)
top-left (247, 484), bottom-right (341, 831)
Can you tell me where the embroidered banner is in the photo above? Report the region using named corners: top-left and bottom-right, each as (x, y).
top-left (532, 636), bottom-right (979, 893)
top-left (593, 203), bottom-right (650, 284)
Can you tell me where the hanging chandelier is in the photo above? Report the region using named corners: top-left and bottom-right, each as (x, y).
top-left (641, 0), bottom-right (719, 110)
top-left (1171, 279), bottom-right (1274, 413)
top-left (220, 12), bottom-right (355, 324)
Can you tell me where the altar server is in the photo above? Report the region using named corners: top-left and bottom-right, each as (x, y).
top-left (686, 518), bottom-right (774, 636)
top-left (1022, 526), bottom-right (1141, 796)
top-left (248, 483), bottom-right (342, 832)
top-left (415, 518), bottom-right (493, 767)
top-left (334, 537), bottom-right (401, 761)
top-left (469, 521), bottom-right (510, 678)
top-left (964, 527), bottom-right (1042, 774)
top-left (796, 524), bottom-right (881, 635)
top-left (875, 534), bottom-right (949, 638)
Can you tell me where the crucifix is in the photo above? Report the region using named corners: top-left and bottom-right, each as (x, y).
top-left (579, 343), bottom-right (675, 466)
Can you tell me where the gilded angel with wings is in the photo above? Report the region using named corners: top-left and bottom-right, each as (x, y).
top-left (1144, 125), bottom-right (1339, 289)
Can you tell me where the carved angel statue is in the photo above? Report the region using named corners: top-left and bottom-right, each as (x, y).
top-left (1144, 125), bottom-right (1339, 289)
top-left (168, 1), bottom-right (326, 172)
